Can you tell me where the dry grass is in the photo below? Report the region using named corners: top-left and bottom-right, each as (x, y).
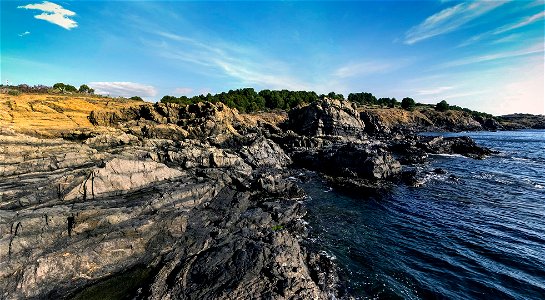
top-left (0, 93), bottom-right (144, 137)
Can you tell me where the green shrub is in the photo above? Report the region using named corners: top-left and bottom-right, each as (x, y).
top-left (436, 100), bottom-right (449, 112)
top-left (401, 97), bottom-right (416, 111)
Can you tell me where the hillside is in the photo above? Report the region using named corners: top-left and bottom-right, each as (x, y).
top-left (0, 93), bottom-right (144, 137)
top-left (358, 106), bottom-right (502, 134)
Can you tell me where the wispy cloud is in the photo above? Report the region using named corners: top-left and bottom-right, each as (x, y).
top-left (151, 31), bottom-right (310, 90)
top-left (404, 1), bottom-right (506, 45)
top-left (494, 11), bottom-right (545, 34)
top-left (440, 42), bottom-right (544, 68)
top-left (18, 31), bottom-right (31, 37)
top-left (415, 86), bottom-right (454, 96)
top-left (491, 34), bottom-right (522, 45)
top-left (333, 61), bottom-right (396, 78)
top-left (460, 11), bottom-right (545, 47)
top-left (174, 87), bottom-right (193, 95)
top-left (18, 1), bottom-right (77, 30)
top-left (89, 82), bottom-right (157, 98)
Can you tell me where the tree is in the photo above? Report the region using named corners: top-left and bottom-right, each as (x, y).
top-left (129, 96), bottom-right (143, 101)
top-left (79, 84), bottom-right (94, 94)
top-left (436, 100), bottom-right (449, 112)
top-left (401, 97), bottom-right (416, 111)
top-left (388, 97), bottom-right (398, 108)
top-left (53, 82), bottom-right (77, 93)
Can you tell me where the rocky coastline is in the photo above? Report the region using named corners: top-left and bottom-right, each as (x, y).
top-left (0, 96), bottom-right (520, 299)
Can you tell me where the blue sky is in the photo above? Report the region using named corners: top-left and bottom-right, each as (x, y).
top-left (1, 0), bottom-right (544, 115)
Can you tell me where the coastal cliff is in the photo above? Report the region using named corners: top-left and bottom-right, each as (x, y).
top-left (0, 93), bottom-right (519, 299)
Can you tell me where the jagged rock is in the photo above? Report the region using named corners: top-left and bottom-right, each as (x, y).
top-left (84, 133), bottom-right (140, 149)
top-left (292, 143), bottom-right (401, 180)
top-left (287, 98), bottom-right (366, 138)
top-left (0, 131), bottom-right (340, 299)
top-left (474, 116), bottom-right (503, 131)
top-left (89, 101), bottom-right (248, 140)
top-left (240, 137), bottom-right (292, 168)
top-left (64, 158), bottom-right (184, 200)
top-left (419, 136), bottom-right (496, 159)
top-left (360, 111), bottom-right (392, 135)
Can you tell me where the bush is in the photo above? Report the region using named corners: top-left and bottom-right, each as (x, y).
top-left (436, 100), bottom-right (449, 112)
top-left (79, 84), bottom-right (94, 94)
top-left (7, 89), bottom-right (21, 96)
top-left (160, 88), bottom-right (318, 113)
top-left (129, 96), bottom-right (143, 101)
top-left (53, 82), bottom-right (77, 93)
top-left (401, 97), bottom-right (416, 111)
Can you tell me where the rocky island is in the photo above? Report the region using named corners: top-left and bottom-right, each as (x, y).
top-left (0, 91), bottom-right (540, 299)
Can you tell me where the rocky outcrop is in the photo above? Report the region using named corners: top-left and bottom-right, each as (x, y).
top-left (389, 135), bottom-right (497, 162)
top-left (291, 143), bottom-right (401, 180)
top-left (0, 129), bottom-right (340, 299)
top-left (287, 98), bottom-right (366, 138)
top-left (89, 101), bottom-right (249, 141)
top-left (64, 158), bottom-right (184, 200)
top-left (359, 107), bottom-right (506, 134)
top-left (240, 136), bottom-right (292, 169)
top-left (499, 114), bottom-right (545, 130)
top-left (1, 93), bottom-right (501, 299)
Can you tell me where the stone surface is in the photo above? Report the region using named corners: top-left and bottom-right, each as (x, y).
top-left (287, 98), bottom-right (366, 138)
top-left (0, 93), bottom-right (503, 299)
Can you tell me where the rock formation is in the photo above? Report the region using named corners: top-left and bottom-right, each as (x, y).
top-left (0, 94), bottom-right (499, 299)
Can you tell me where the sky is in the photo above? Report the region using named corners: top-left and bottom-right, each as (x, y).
top-left (1, 0), bottom-right (544, 115)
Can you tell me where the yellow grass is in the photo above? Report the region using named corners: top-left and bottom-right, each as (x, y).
top-left (0, 93), bottom-right (144, 137)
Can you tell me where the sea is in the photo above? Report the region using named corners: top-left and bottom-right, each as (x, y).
top-left (302, 130), bottom-right (545, 299)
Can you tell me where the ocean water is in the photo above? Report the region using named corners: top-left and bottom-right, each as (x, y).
top-left (302, 130), bottom-right (545, 299)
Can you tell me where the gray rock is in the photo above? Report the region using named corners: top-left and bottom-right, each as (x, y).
top-left (287, 98), bottom-right (366, 138)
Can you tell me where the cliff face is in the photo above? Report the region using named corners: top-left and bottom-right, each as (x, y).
top-left (0, 95), bottom-right (500, 299)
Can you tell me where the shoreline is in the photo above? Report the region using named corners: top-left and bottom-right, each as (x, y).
top-left (0, 94), bottom-right (539, 298)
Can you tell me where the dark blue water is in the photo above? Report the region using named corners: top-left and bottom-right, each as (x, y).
top-left (303, 130), bottom-right (545, 299)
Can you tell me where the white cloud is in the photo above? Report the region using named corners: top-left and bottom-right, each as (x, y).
top-left (18, 31), bottom-right (31, 37)
top-left (88, 82), bottom-right (157, 98)
top-left (151, 31), bottom-right (310, 90)
top-left (441, 42), bottom-right (544, 68)
top-left (404, 55), bottom-right (544, 115)
top-left (491, 34), bottom-right (522, 45)
top-left (460, 11), bottom-right (545, 47)
top-left (493, 11), bottom-right (545, 34)
top-left (333, 61), bottom-right (395, 78)
top-left (415, 86), bottom-right (454, 96)
top-left (18, 1), bottom-right (77, 30)
top-left (174, 87), bottom-right (193, 95)
top-left (404, 1), bottom-right (506, 45)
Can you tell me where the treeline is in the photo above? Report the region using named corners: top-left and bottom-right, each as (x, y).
top-left (161, 88), bottom-right (319, 113)
top-left (0, 83), bottom-right (95, 95)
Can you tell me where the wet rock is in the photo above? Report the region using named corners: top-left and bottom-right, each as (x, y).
top-left (419, 136), bottom-right (496, 159)
top-left (292, 143), bottom-right (401, 180)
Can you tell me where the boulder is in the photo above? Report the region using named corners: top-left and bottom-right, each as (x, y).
top-left (287, 98), bottom-right (366, 138)
top-left (292, 143), bottom-right (401, 180)
top-left (240, 137), bottom-right (292, 169)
